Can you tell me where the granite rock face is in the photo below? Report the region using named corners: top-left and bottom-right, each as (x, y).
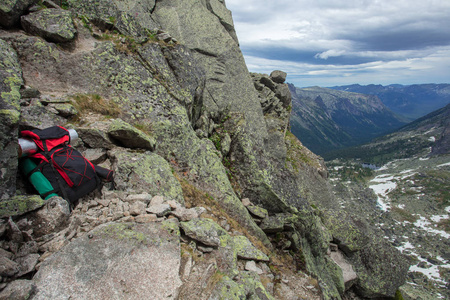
top-left (32, 221), bottom-right (183, 300)
top-left (0, 39), bottom-right (22, 200)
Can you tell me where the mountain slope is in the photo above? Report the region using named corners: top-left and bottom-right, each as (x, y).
top-left (326, 104), bottom-right (450, 299)
top-left (324, 103), bottom-right (450, 164)
top-left (329, 84), bottom-right (450, 120)
top-left (289, 85), bottom-right (406, 155)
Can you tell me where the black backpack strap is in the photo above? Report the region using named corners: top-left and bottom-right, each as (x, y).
top-left (25, 160), bottom-right (46, 179)
top-left (42, 141), bottom-right (72, 211)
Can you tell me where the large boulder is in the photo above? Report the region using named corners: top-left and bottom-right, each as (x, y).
top-left (270, 70), bottom-right (287, 83)
top-left (0, 195), bottom-right (45, 218)
top-left (109, 148), bottom-right (184, 204)
top-left (32, 221), bottom-right (182, 299)
top-left (0, 279), bottom-right (36, 299)
top-left (65, 0), bottom-right (157, 42)
top-left (0, 0), bottom-right (35, 28)
top-left (20, 8), bottom-right (77, 43)
top-left (24, 196), bottom-right (71, 238)
top-left (107, 118), bottom-right (156, 150)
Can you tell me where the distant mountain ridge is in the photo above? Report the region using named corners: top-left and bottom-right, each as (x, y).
top-left (329, 83), bottom-right (450, 120)
top-left (323, 103), bottom-right (450, 163)
top-left (289, 85), bottom-right (406, 155)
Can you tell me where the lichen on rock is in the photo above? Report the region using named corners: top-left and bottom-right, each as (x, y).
top-left (20, 8), bottom-right (77, 43)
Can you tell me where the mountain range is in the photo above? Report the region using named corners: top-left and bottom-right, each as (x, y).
top-left (289, 85), bottom-right (406, 155)
top-left (324, 103), bottom-right (450, 163)
top-left (329, 83), bottom-right (450, 121)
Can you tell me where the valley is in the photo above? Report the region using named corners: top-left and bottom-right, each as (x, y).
top-left (289, 85), bottom-right (406, 155)
top-left (324, 104), bottom-right (450, 299)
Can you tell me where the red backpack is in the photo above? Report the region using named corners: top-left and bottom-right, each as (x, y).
top-left (20, 126), bottom-right (113, 205)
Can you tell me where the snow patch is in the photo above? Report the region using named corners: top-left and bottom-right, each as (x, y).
top-left (437, 162), bottom-right (450, 168)
top-left (431, 214), bottom-right (449, 223)
top-left (409, 263), bottom-right (449, 285)
top-left (396, 241), bottom-right (415, 252)
top-left (428, 136), bottom-right (436, 142)
top-left (369, 175), bottom-right (396, 211)
top-left (413, 216), bottom-right (450, 239)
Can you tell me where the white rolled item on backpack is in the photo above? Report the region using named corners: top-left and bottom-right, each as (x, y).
top-left (18, 128), bottom-right (78, 157)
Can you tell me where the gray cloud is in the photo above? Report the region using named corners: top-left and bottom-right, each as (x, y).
top-left (226, 0), bottom-right (450, 87)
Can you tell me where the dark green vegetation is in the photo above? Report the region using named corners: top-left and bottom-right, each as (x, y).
top-left (289, 85), bottom-right (406, 155)
top-left (326, 160), bottom-right (374, 183)
top-left (413, 170), bottom-right (450, 210)
top-left (329, 84), bottom-right (450, 120)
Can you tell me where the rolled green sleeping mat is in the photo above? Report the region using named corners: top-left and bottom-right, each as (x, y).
top-left (20, 158), bottom-right (58, 200)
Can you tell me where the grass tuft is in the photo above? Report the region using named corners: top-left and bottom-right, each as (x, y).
top-left (71, 93), bottom-right (121, 118)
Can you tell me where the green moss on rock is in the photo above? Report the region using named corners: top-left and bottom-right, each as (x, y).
top-left (0, 195), bottom-right (46, 218)
top-left (108, 118), bottom-right (156, 150)
top-left (110, 149), bottom-right (184, 204)
top-left (20, 8), bottom-right (77, 43)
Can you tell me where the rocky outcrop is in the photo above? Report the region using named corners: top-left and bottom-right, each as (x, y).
top-left (21, 8), bottom-right (77, 43)
top-left (33, 221), bottom-right (183, 299)
top-left (0, 0), bottom-right (35, 28)
top-left (0, 1), bottom-right (409, 299)
top-left (0, 39), bottom-right (22, 200)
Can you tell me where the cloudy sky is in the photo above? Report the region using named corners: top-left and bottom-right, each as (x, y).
top-left (226, 0), bottom-right (450, 87)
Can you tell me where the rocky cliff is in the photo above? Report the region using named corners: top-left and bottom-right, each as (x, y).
top-left (0, 1), bottom-right (409, 299)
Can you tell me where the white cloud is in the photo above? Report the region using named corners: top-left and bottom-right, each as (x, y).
top-left (315, 49), bottom-right (347, 60)
top-left (226, 0), bottom-right (450, 86)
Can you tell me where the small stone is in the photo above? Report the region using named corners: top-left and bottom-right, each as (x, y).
top-left (97, 199), bottom-right (110, 207)
top-left (0, 248), bottom-right (14, 260)
top-left (150, 195), bottom-right (165, 206)
top-left (197, 245), bottom-right (214, 253)
top-left (129, 201), bottom-right (146, 216)
top-left (126, 193), bottom-right (152, 204)
top-left (119, 216), bottom-right (134, 223)
top-left (259, 215), bottom-right (284, 233)
top-left (88, 200), bottom-right (98, 208)
top-left (0, 256), bottom-right (19, 277)
top-left (135, 214), bottom-right (157, 223)
top-left (146, 204), bottom-right (172, 217)
top-left (245, 261), bottom-right (263, 275)
top-left (241, 198), bottom-right (252, 207)
top-left (16, 241), bottom-right (39, 257)
top-left (39, 252), bottom-right (53, 262)
top-left (247, 206), bottom-right (268, 219)
top-left (180, 218), bottom-right (227, 247)
top-left (15, 253), bottom-right (40, 277)
top-left (0, 280), bottom-right (36, 300)
top-left (167, 200), bottom-right (181, 210)
top-left (171, 207), bottom-right (199, 222)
